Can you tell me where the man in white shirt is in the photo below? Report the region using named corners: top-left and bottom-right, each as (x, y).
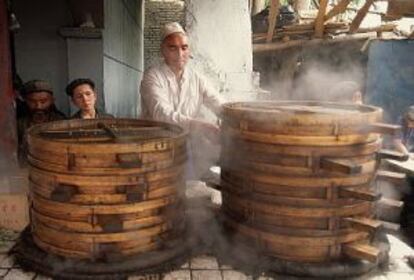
top-left (140, 22), bottom-right (224, 137)
top-left (140, 23), bottom-right (224, 188)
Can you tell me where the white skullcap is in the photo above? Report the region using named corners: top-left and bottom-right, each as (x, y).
top-left (162, 22), bottom-right (186, 41)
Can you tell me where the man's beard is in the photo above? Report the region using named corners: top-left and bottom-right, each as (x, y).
top-left (30, 109), bottom-right (50, 123)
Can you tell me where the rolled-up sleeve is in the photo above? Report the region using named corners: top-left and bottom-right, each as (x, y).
top-left (140, 69), bottom-right (191, 125)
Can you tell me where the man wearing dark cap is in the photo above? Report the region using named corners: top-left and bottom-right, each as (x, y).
top-left (17, 79), bottom-right (66, 165)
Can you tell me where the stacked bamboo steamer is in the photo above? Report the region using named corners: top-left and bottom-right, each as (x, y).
top-left (27, 118), bottom-right (187, 260)
top-left (220, 101), bottom-right (401, 263)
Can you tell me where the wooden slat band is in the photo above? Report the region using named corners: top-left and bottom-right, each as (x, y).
top-left (221, 138), bottom-right (382, 157)
top-left (31, 179), bottom-right (179, 205)
top-left (222, 102), bottom-right (382, 126)
top-left (220, 177), bottom-right (327, 198)
top-left (222, 152), bottom-right (375, 167)
top-left (33, 220), bottom-right (174, 243)
top-left (28, 118), bottom-right (187, 153)
top-left (29, 135), bottom-right (186, 154)
top-left (222, 192), bottom-right (373, 218)
top-left (232, 234), bottom-right (333, 262)
top-left (33, 235), bottom-right (91, 259)
top-left (223, 217), bottom-right (369, 246)
top-left (33, 235), bottom-right (160, 260)
top-left (221, 181), bottom-right (373, 208)
top-left (28, 153), bottom-right (187, 175)
top-left (28, 145), bottom-right (186, 170)
top-left (222, 204), bottom-right (329, 229)
top-left (223, 127), bottom-right (380, 146)
top-left (221, 168), bottom-right (374, 188)
top-left (32, 193), bottom-right (178, 218)
top-left (223, 210), bottom-right (367, 237)
top-left (32, 209), bottom-right (171, 233)
top-left (222, 120), bottom-right (385, 137)
top-left (30, 175), bottom-right (182, 196)
top-left (29, 165), bottom-right (184, 186)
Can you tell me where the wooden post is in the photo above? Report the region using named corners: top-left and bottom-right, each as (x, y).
top-left (0, 0), bottom-right (18, 173)
top-left (252, 0), bottom-right (267, 16)
top-left (325, 0), bottom-right (352, 21)
top-left (266, 0), bottom-right (280, 43)
top-left (350, 0), bottom-right (375, 33)
top-left (314, 0), bottom-right (329, 38)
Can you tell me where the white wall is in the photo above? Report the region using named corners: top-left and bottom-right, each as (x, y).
top-left (103, 0), bottom-right (144, 117)
top-left (14, 0), bottom-right (72, 115)
top-left (185, 0), bottom-right (254, 100)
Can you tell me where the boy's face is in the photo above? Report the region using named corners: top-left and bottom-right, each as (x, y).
top-left (71, 84), bottom-right (97, 112)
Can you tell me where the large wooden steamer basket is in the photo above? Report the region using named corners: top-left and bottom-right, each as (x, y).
top-left (220, 101), bottom-right (398, 263)
top-left (27, 118), bottom-right (187, 260)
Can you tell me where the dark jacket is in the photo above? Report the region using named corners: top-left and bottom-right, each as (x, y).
top-left (71, 108), bottom-right (114, 119)
top-left (17, 106), bottom-right (66, 166)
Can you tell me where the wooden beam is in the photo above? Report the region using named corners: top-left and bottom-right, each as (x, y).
top-left (253, 32), bottom-right (376, 53)
top-left (339, 187), bottom-right (381, 202)
top-left (325, 0), bottom-right (352, 21)
top-left (376, 170), bottom-right (407, 185)
top-left (321, 158), bottom-right (362, 175)
top-left (349, 0), bottom-right (375, 33)
top-left (266, 0), bottom-right (280, 43)
top-left (380, 220), bottom-right (400, 233)
top-left (314, 0), bottom-right (329, 38)
top-left (364, 122), bottom-right (401, 136)
top-left (377, 149), bottom-right (409, 162)
top-left (378, 198), bottom-right (404, 210)
top-left (342, 217), bottom-right (382, 233)
top-left (343, 242), bottom-right (380, 263)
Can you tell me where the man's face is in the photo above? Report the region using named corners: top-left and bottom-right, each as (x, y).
top-left (25, 91), bottom-right (54, 113)
top-left (71, 84), bottom-right (97, 112)
top-left (25, 91), bottom-right (55, 123)
top-left (161, 33), bottom-right (190, 72)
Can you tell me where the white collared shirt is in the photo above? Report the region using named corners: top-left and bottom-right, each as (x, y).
top-left (140, 62), bottom-right (224, 126)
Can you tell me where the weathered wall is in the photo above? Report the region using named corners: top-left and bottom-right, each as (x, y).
top-left (14, 0), bottom-right (72, 115)
top-left (367, 40), bottom-right (414, 122)
top-left (185, 0), bottom-right (254, 101)
top-left (103, 0), bottom-right (144, 117)
top-left (0, 0), bottom-right (17, 171)
top-left (144, 0), bottom-right (185, 68)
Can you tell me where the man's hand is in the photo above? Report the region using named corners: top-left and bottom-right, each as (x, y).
top-left (190, 119), bottom-right (220, 145)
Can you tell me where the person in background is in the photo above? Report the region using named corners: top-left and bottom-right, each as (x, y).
top-left (17, 80), bottom-right (66, 165)
top-left (328, 80), bottom-right (363, 105)
top-left (66, 78), bottom-right (113, 119)
top-left (393, 106), bottom-right (414, 156)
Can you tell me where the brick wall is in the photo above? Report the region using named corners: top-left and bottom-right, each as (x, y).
top-left (144, 0), bottom-right (185, 68)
